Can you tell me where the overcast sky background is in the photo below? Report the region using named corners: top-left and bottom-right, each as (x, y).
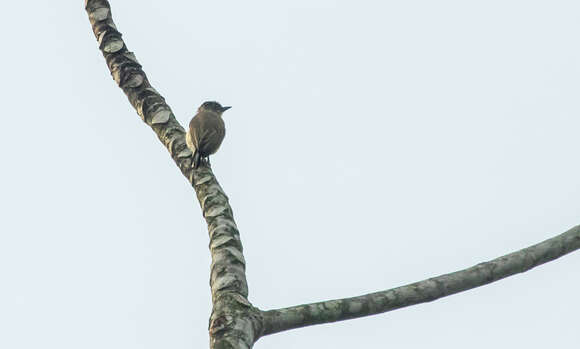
top-left (1, 1), bottom-right (580, 348)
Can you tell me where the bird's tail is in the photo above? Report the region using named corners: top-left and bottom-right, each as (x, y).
top-left (193, 149), bottom-right (201, 169)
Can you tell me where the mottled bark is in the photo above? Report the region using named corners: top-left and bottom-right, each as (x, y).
top-left (85, 1), bottom-right (580, 348)
top-left (85, 1), bottom-right (260, 348)
top-left (261, 225), bottom-right (580, 335)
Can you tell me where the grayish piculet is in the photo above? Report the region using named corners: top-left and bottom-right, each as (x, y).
top-left (186, 101), bottom-right (231, 168)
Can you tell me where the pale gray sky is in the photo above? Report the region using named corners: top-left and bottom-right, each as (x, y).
top-left (1, 1), bottom-right (579, 348)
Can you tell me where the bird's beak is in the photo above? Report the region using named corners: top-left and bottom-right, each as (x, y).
top-left (221, 106), bottom-right (232, 112)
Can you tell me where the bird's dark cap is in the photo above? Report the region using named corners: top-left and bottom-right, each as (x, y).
top-left (200, 101), bottom-right (231, 113)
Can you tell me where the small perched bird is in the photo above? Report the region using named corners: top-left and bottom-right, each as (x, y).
top-left (186, 101), bottom-right (231, 168)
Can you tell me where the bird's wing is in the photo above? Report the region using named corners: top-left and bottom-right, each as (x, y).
top-left (190, 112), bottom-right (226, 155)
top-left (200, 118), bottom-right (225, 155)
top-left (189, 115), bottom-right (203, 149)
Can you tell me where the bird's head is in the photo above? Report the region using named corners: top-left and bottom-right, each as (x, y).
top-left (198, 101), bottom-right (231, 115)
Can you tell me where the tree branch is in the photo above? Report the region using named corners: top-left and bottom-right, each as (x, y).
top-left (260, 225), bottom-right (580, 336)
top-left (85, 1), bottom-right (580, 347)
top-left (85, 1), bottom-right (260, 348)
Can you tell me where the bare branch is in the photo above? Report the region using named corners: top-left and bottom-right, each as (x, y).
top-left (85, 1), bottom-right (259, 347)
top-left (85, 0), bottom-right (189, 173)
top-left (85, 2), bottom-right (579, 347)
top-left (260, 225), bottom-right (580, 336)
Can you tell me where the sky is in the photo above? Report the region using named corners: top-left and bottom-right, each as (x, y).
top-left (1, 1), bottom-right (580, 348)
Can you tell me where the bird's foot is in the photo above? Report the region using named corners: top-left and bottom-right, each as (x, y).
top-left (198, 157), bottom-right (211, 168)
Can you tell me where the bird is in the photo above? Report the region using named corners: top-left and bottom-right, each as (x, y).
top-left (186, 101), bottom-right (231, 168)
